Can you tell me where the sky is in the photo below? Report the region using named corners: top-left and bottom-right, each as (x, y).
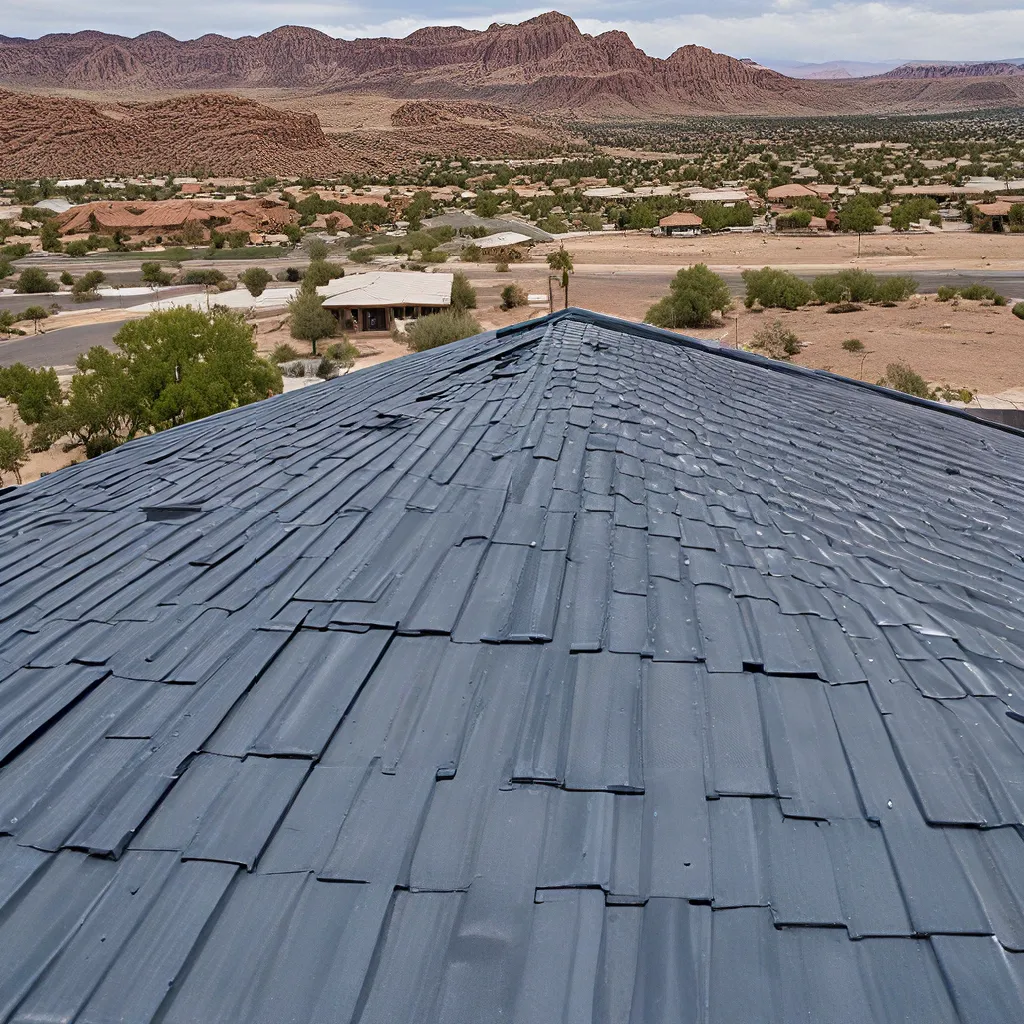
top-left (6, 0), bottom-right (1024, 63)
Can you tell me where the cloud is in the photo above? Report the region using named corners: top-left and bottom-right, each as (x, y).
top-left (4, 0), bottom-right (1024, 62)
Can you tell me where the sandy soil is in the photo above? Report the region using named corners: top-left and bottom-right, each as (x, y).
top-left (683, 299), bottom-right (1024, 398)
top-left (536, 231), bottom-right (1024, 269)
top-left (0, 401), bottom-right (78, 484)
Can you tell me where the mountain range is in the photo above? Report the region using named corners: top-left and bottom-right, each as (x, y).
top-left (3, 13), bottom-right (1024, 117)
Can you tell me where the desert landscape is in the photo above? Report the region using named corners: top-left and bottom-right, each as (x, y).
top-left (0, 9), bottom-right (1022, 487)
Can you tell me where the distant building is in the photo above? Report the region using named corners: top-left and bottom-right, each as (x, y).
top-left (321, 272), bottom-right (453, 332)
top-left (658, 212), bottom-right (703, 237)
top-left (55, 199), bottom-right (298, 242)
top-left (766, 183), bottom-right (820, 205)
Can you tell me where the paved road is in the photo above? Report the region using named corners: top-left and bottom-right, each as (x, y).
top-left (3, 264), bottom-right (1022, 373)
top-left (0, 322), bottom-right (120, 370)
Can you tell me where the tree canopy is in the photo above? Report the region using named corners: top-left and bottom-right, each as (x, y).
top-left (839, 197), bottom-right (883, 234)
top-left (10, 308), bottom-right (281, 457)
top-left (450, 271), bottom-right (477, 312)
top-left (288, 275), bottom-right (337, 356)
top-left (644, 264), bottom-right (732, 329)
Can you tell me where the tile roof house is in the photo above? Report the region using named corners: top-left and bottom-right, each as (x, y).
top-left (2, 309), bottom-right (1024, 1021)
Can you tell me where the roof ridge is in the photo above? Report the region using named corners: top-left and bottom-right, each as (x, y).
top-left (512, 307), bottom-right (1024, 442)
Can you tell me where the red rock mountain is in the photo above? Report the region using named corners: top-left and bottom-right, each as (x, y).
top-left (0, 13), bottom-right (832, 114)
top-left (2, 13), bottom-right (1023, 119)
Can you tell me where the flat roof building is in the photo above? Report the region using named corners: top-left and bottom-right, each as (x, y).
top-left (321, 271), bottom-right (453, 332)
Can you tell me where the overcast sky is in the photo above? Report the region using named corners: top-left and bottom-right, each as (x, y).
top-left (6, 1), bottom-right (1024, 63)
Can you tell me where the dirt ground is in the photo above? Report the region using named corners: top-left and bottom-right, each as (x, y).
top-left (0, 401), bottom-right (78, 485)
top-left (538, 231), bottom-right (1024, 269)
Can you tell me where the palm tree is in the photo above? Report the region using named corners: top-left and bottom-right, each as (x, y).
top-left (546, 246), bottom-right (574, 309)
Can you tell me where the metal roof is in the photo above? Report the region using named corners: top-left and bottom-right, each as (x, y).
top-left (319, 271), bottom-right (453, 308)
top-left (1, 308), bottom-right (1024, 1022)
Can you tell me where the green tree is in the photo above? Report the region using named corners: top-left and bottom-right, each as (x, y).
top-left (39, 308), bottom-right (281, 455)
top-left (15, 267), bottom-right (56, 294)
top-left (890, 197), bottom-right (939, 232)
top-left (474, 193), bottom-right (501, 218)
top-left (628, 203), bottom-right (659, 230)
top-left (840, 197), bottom-right (883, 240)
top-left (238, 266), bottom-right (273, 297)
top-left (546, 247), bottom-right (574, 309)
top-left (141, 261), bottom-right (174, 286)
top-left (0, 310), bottom-right (16, 337)
top-left (1009, 204), bottom-right (1024, 232)
top-left (288, 276), bottom-right (337, 356)
top-left (645, 264), bottom-right (732, 329)
top-left (743, 267), bottom-right (814, 310)
top-left (0, 427), bottom-right (26, 484)
top-left (0, 363), bottom-right (61, 424)
top-left (40, 219), bottom-right (62, 253)
top-left (21, 306), bottom-right (49, 333)
top-left (0, 259), bottom-right (12, 281)
top-left (450, 271), bottom-right (477, 312)
top-left (72, 270), bottom-right (105, 302)
top-left (404, 310), bottom-right (482, 352)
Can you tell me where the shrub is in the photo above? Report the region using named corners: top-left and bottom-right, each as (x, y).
top-left (645, 263), bottom-right (732, 329)
top-left (874, 275), bottom-right (919, 304)
top-left (141, 261), bottom-right (174, 286)
top-left (501, 283), bottom-right (528, 310)
top-left (182, 269), bottom-right (226, 286)
top-left (828, 303), bottom-right (863, 314)
top-left (880, 361), bottom-right (931, 398)
top-left (938, 283), bottom-right (1005, 304)
top-left (742, 267), bottom-right (813, 310)
top-left (349, 248), bottom-right (374, 265)
top-left (271, 342), bottom-right (301, 363)
top-left (405, 310), bottom-right (482, 352)
top-left (305, 237), bottom-right (330, 262)
top-left (421, 250), bottom-right (448, 263)
top-left (303, 260), bottom-right (345, 287)
top-left (238, 266), bottom-right (272, 297)
top-left (63, 240), bottom-right (91, 257)
top-left (813, 270), bottom-right (878, 304)
top-left (495, 261), bottom-right (510, 273)
top-left (1014, 302), bottom-right (1024, 320)
top-left (450, 271), bottom-right (477, 312)
top-left (315, 356), bottom-right (336, 379)
top-left (461, 243), bottom-right (482, 263)
top-left (15, 267), bottom-right (56, 294)
top-left (59, 271), bottom-right (74, 286)
top-left (326, 339), bottom-right (358, 368)
top-left (842, 338), bottom-right (865, 352)
top-left (750, 319), bottom-right (801, 360)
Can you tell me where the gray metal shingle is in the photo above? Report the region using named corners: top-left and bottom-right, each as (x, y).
top-left (1, 308), bottom-right (1023, 1021)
